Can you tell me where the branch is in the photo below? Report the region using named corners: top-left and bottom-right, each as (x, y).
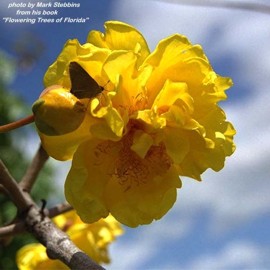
top-left (0, 202), bottom-right (73, 237)
top-left (0, 161), bottom-right (104, 270)
top-left (0, 114), bottom-right (34, 133)
top-left (0, 159), bottom-right (32, 210)
top-left (0, 183), bottom-right (9, 196)
top-left (20, 144), bottom-right (49, 192)
top-left (0, 221), bottom-right (25, 238)
top-left (25, 205), bottom-right (105, 270)
top-left (46, 202), bottom-right (73, 218)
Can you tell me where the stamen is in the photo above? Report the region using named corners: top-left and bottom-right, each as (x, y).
top-left (92, 128), bottom-right (172, 192)
top-left (113, 134), bottom-right (172, 191)
top-left (126, 91), bottom-right (148, 115)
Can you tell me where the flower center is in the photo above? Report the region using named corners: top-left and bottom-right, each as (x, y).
top-left (131, 92), bottom-right (148, 112)
top-left (114, 132), bottom-right (172, 191)
top-left (115, 91), bottom-right (149, 117)
top-left (93, 126), bottom-right (173, 192)
top-left (114, 133), bottom-right (149, 191)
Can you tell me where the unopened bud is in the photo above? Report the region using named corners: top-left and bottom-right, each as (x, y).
top-left (32, 85), bottom-right (86, 136)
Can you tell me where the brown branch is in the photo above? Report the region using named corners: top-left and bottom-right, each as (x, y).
top-left (20, 144), bottom-right (49, 192)
top-left (158, 0), bottom-right (270, 15)
top-left (25, 205), bottom-right (105, 270)
top-left (0, 159), bottom-right (32, 210)
top-left (0, 183), bottom-right (9, 196)
top-left (0, 161), bottom-right (104, 270)
top-left (46, 202), bottom-right (73, 218)
top-left (0, 221), bottom-right (25, 238)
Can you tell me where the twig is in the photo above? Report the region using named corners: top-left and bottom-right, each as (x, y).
top-left (46, 202), bottom-right (73, 218)
top-left (0, 222), bottom-right (25, 238)
top-left (0, 115), bottom-right (35, 133)
top-left (0, 160), bottom-right (32, 210)
top-left (20, 144), bottom-right (49, 192)
top-left (0, 183), bottom-right (9, 195)
top-left (0, 202), bottom-right (73, 237)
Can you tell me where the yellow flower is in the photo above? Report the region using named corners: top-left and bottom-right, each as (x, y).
top-left (16, 211), bottom-right (123, 269)
top-left (34, 21), bottom-right (236, 227)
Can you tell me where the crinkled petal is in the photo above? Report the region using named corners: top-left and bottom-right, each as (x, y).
top-left (103, 51), bottom-right (149, 108)
top-left (163, 127), bottom-right (190, 164)
top-left (105, 167), bottom-right (180, 227)
top-left (153, 80), bottom-right (192, 112)
top-left (90, 98), bottom-right (124, 138)
top-left (87, 21), bottom-right (150, 66)
top-left (134, 109), bottom-right (166, 131)
top-left (142, 34), bottom-right (212, 106)
top-left (44, 39), bottom-right (110, 89)
top-left (65, 139), bottom-right (112, 223)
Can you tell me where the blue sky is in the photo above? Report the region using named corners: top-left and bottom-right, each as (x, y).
top-left (1, 0), bottom-right (270, 269)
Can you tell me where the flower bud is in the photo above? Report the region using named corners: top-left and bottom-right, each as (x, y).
top-left (32, 85), bottom-right (86, 136)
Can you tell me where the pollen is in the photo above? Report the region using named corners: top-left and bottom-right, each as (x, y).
top-left (117, 91), bottom-right (148, 116)
top-left (115, 150), bottom-right (149, 191)
top-left (133, 92), bottom-right (148, 111)
top-left (112, 132), bottom-right (173, 191)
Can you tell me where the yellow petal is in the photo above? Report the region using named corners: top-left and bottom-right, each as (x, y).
top-left (65, 139), bottom-right (112, 223)
top-left (16, 243), bottom-right (68, 270)
top-left (87, 21), bottom-right (150, 66)
top-left (90, 99), bottom-right (124, 138)
top-left (143, 34), bottom-right (211, 106)
top-left (131, 130), bottom-right (153, 158)
top-left (65, 131), bottom-right (181, 227)
top-left (105, 166), bottom-right (180, 227)
top-left (103, 51), bottom-right (147, 107)
top-left (153, 80), bottom-right (192, 110)
top-left (163, 127), bottom-right (190, 164)
top-left (44, 39), bottom-right (110, 89)
top-left (134, 109), bottom-right (166, 131)
top-left (39, 111), bottom-right (94, 160)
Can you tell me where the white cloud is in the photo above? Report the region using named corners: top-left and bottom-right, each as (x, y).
top-left (186, 241), bottom-right (270, 269)
top-left (109, 212), bottom-right (193, 269)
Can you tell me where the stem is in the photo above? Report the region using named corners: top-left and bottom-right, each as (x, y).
top-left (20, 144), bottom-right (49, 192)
top-left (0, 203), bottom-right (73, 237)
top-left (0, 160), bottom-right (32, 210)
top-left (47, 203), bottom-right (73, 218)
top-left (0, 222), bottom-right (25, 238)
top-left (0, 115), bottom-right (35, 133)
